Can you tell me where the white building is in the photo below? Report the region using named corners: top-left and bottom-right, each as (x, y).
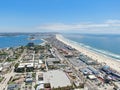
top-left (43, 70), bottom-right (71, 88)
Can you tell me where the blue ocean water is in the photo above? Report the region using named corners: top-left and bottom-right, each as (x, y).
top-left (63, 34), bottom-right (120, 59)
top-left (0, 35), bottom-right (42, 48)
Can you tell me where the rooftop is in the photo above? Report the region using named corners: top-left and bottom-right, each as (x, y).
top-left (43, 70), bottom-right (71, 88)
top-left (47, 58), bottom-right (60, 62)
top-left (18, 63), bottom-right (34, 68)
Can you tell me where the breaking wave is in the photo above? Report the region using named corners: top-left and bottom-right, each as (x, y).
top-left (59, 34), bottom-right (120, 60)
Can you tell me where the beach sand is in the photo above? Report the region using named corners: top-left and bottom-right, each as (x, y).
top-left (56, 34), bottom-right (120, 73)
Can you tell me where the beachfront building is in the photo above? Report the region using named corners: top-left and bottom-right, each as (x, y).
top-left (79, 54), bottom-right (97, 65)
top-left (87, 66), bottom-right (99, 75)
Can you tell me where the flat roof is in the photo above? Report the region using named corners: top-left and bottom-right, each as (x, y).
top-left (47, 61), bottom-right (54, 66)
top-left (43, 70), bottom-right (71, 88)
top-left (47, 58), bottom-right (60, 62)
top-left (27, 64), bottom-right (33, 67)
top-left (18, 63), bottom-right (34, 68)
top-left (36, 83), bottom-right (44, 90)
top-left (39, 60), bottom-right (43, 64)
top-left (87, 66), bottom-right (99, 74)
top-left (0, 67), bottom-right (3, 71)
top-left (88, 75), bottom-right (97, 79)
top-left (18, 65), bottom-right (24, 68)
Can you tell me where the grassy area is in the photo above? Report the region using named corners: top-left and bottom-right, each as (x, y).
top-left (0, 52), bottom-right (8, 55)
top-left (14, 63), bottom-right (19, 68)
top-left (0, 77), bottom-right (4, 82)
top-left (25, 82), bottom-right (32, 85)
top-left (6, 58), bottom-right (15, 62)
top-left (32, 73), bottom-right (36, 78)
top-left (34, 84), bottom-right (38, 89)
top-left (8, 81), bottom-right (16, 84)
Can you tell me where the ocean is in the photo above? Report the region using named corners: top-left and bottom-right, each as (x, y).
top-left (0, 35), bottom-right (42, 48)
top-left (63, 33), bottom-right (120, 60)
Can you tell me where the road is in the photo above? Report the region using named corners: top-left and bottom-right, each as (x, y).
top-left (0, 49), bottom-right (26, 90)
top-left (44, 50), bottom-right (48, 71)
top-left (53, 47), bottom-right (98, 90)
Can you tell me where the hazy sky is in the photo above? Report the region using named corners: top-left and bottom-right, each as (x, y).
top-left (0, 0), bottom-right (120, 34)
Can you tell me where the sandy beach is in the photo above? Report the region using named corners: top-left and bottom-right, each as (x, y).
top-left (56, 34), bottom-right (120, 73)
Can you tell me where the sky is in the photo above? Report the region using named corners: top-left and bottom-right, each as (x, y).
top-left (0, 0), bottom-right (120, 34)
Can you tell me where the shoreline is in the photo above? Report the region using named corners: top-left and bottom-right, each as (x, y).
top-left (56, 34), bottom-right (120, 73)
top-left (0, 35), bottom-right (43, 49)
top-left (39, 39), bottom-right (46, 45)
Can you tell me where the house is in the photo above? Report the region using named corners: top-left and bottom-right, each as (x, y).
top-left (7, 84), bottom-right (20, 90)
